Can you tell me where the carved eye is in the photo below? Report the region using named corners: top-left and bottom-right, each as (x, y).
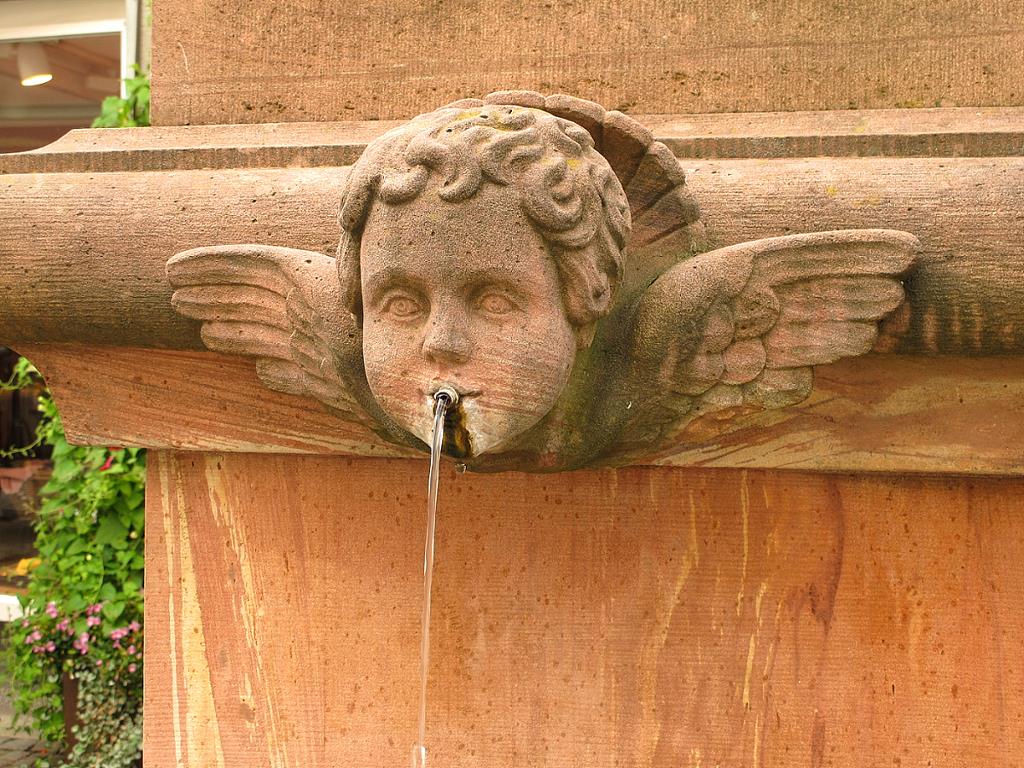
top-left (476, 292), bottom-right (516, 317)
top-left (383, 295), bottom-right (423, 320)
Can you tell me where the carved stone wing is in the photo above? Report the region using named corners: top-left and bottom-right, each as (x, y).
top-left (166, 245), bottom-right (367, 422)
top-left (612, 229), bottom-right (919, 456)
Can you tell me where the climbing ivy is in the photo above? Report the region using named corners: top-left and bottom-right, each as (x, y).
top-left (0, 357), bottom-right (43, 460)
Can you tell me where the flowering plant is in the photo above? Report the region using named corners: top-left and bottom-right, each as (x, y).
top-left (18, 602), bottom-right (142, 677)
top-left (2, 363), bottom-right (145, 766)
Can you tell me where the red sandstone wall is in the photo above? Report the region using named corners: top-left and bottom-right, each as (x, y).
top-left (141, 3), bottom-right (1024, 765)
top-left (151, 0), bottom-right (1024, 125)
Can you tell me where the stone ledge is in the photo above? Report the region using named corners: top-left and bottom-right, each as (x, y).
top-left (2, 107), bottom-right (1023, 174)
top-left (16, 344), bottom-right (1023, 476)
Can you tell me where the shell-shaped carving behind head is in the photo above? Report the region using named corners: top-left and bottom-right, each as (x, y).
top-left (337, 103), bottom-right (631, 334)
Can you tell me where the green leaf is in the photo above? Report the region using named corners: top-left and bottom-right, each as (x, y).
top-left (50, 460), bottom-right (79, 483)
top-left (102, 601), bottom-right (125, 621)
top-left (99, 583), bottom-right (118, 602)
top-left (90, 67), bottom-right (151, 129)
top-left (64, 537), bottom-right (87, 556)
top-left (94, 516), bottom-right (128, 547)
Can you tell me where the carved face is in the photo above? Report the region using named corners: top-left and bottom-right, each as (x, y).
top-left (360, 182), bottom-right (578, 456)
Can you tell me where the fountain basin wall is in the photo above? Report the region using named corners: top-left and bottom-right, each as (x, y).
top-left (144, 453), bottom-right (1024, 765)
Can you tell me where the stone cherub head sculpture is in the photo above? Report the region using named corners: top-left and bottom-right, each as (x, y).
top-left (337, 103), bottom-right (629, 457)
top-left (168, 90), bottom-right (918, 472)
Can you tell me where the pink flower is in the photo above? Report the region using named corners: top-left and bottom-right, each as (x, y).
top-left (127, 645), bottom-right (136, 656)
top-left (86, 616), bottom-right (101, 627)
top-left (86, 603), bottom-right (103, 616)
top-left (129, 621), bottom-right (141, 633)
top-left (127, 664), bottom-right (137, 674)
top-left (45, 602), bottom-right (59, 618)
top-left (45, 641), bottom-right (56, 652)
top-left (73, 632), bottom-right (91, 654)
top-left (24, 631), bottom-right (41, 644)
top-left (96, 660), bottom-right (103, 667)
top-left (56, 619), bottom-right (70, 633)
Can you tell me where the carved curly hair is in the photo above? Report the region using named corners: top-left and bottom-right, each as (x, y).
top-left (337, 104), bottom-right (631, 336)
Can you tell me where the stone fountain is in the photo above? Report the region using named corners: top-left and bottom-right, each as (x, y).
top-left (3, 30), bottom-right (1024, 765)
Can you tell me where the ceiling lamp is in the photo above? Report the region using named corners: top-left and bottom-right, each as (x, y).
top-left (17, 43), bottom-right (53, 87)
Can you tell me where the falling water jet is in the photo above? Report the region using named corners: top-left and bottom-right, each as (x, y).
top-left (412, 385), bottom-right (458, 768)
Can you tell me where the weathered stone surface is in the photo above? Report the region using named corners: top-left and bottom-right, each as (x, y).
top-left (14, 344), bottom-right (1022, 475)
top-left (5, 107), bottom-right (1022, 177)
top-left (2, 111), bottom-right (1020, 356)
top-left (145, 452), bottom-right (1024, 767)
top-left (151, 0), bottom-right (1024, 125)
top-left (2, 105), bottom-right (1022, 472)
top-left (108, 7), bottom-right (1024, 768)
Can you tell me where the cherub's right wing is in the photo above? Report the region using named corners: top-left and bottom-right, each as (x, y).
top-left (611, 229), bottom-right (919, 455)
top-left (167, 244), bottom-right (367, 422)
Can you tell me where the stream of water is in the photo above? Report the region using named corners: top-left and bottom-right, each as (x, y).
top-left (412, 389), bottom-right (454, 768)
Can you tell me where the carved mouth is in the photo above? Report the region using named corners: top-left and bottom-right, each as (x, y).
top-left (416, 386), bottom-right (476, 458)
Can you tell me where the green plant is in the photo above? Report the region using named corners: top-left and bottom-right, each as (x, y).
top-left (4, 370), bottom-right (144, 761)
top-left (0, 356), bottom-right (43, 459)
top-left (54, 667), bottom-right (143, 768)
top-left (91, 66), bottom-right (150, 128)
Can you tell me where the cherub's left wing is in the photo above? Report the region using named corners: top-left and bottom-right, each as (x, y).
top-left (167, 244), bottom-right (368, 422)
top-left (612, 229), bottom-right (919, 454)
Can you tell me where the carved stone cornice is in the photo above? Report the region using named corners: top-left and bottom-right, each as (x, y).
top-left (2, 105), bottom-right (1022, 473)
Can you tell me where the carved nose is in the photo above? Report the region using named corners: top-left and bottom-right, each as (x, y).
top-left (422, 318), bottom-right (473, 364)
